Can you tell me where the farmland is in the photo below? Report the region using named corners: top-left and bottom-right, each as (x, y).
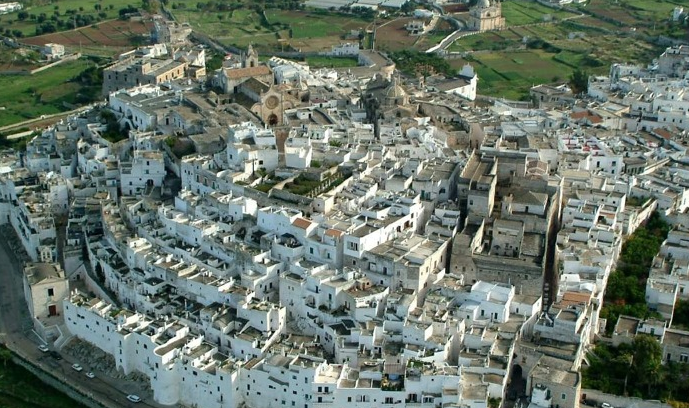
top-left (583, 0), bottom-right (679, 29)
top-left (374, 17), bottom-right (418, 52)
top-left (306, 56), bottom-right (359, 68)
top-left (21, 19), bottom-right (154, 57)
top-left (501, 0), bottom-right (578, 26)
top-left (449, 50), bottom-right (574, 100)
top-left (0, 0), bottom-right (136, 37)
top-left (0, 58), bottom-right (96, 127)
top-left (445, 0), bottom-right (671, 100)
top-left (170, 5), bottom-right (371, 52)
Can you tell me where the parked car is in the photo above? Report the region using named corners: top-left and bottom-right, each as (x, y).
top-left (49, 351), bottom-right (62, 360)
top-left (85, 372), bottom-right (95, 379)
top-left (601, 403), bottom-right (614, 408)
top-left (71, 363), bottom-right (83, 372)
top-left (126, 394), bottom-right (142, 403)
top-left (37, 344), bottom-right (49, 353)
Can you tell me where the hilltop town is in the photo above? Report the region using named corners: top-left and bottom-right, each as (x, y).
top-left (1, 4), bottom-right (689, 408)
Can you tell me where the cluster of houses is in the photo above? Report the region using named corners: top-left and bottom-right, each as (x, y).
top-left (0, 2), bottom-right (21, 15)
top-left (3, 27), bottom-right (689, 408)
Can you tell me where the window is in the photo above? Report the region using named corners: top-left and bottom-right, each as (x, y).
top-left (561, 393), bottom-right (566, 400)
top-left (47, 288), bottom-right (54, 297)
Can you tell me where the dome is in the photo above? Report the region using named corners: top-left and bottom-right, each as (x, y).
top-left (385, 77), bottom-right (407, 99)
top-left (477, 0), bottom-right (490, 8)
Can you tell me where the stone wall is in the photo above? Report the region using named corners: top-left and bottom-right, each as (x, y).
top-left (6, 347), bottom-right (115, 408)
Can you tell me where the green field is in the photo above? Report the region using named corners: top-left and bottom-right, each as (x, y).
top-left (447, 0), bottom-right (669, 100)
top-left (0, 59), bottom-right (95, 127)
top-left (170, 4), bottom-right (371, 51)
top-left (265, 10), bottom-right (369, 39)
top-left (0, 349), bottom-right (87, 408)
top-left (171, 7), bottom-right (278, 48)
top-left (306, 56), bottom-right (359, 68)
top-left (501, 0), bottom-right (578, 26)
top-left (448, 49), bottom-right (582, 100)
top-left (582, 0), bottom-right (680, 28)
top-left (0, 0), bottom-right (136, 37)
top-left (449, 31), bottom-right (522, 52)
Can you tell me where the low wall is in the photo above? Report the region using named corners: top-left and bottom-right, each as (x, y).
top-left (581, 389), bottom-right (671, 408)
top-left (29, 53), bottom-right (82, 74)
top-left (6, 347), bottom-right (115, 408)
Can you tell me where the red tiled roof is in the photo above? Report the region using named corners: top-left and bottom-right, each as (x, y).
top-left (588, 115), bottom-right (603, 124)
top-left (324, 228), bottom-right (344, 238)
top-left (223, 65), bottom-right (271, 79)
top-left (654, 128), bottom-right (672, 140)
top-left (560, 291), bottom-right (591, 306)
top-left (292, 217), bottom-right (313, 230)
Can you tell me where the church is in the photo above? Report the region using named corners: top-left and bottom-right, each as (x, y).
top-left (214, 45), bottom-right (304, 127)
top-left (468, 0), bottom-right (506, 32)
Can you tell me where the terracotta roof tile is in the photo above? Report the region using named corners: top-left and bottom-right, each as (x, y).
top-left (560, 291), bottom-right (591, 306)
top-left (325, 228), bottom-right (344, 238)
top-left (292, 217), bottom-right (313, 230)
top-left (654, 128), bottom-right (672, 140)
top-left (223, 65), bottom-right (271, 79)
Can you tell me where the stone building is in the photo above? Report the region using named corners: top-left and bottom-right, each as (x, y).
top-left (468, 0), bottom-right (505, 32)
top-left (22, 262), bottom-right (69, 320)
top-left (102, 58), bottom-right (187, 96)
top-left (216, 45), bottom-right (274, 94)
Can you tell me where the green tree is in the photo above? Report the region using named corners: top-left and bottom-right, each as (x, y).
top-left (674, 299), bottom-right (689, 328)
top-left (0, 346), bottom-right (11, 368)
top-left (143, 0), bottom-right (161, 13)
top-left (632, 334), bottom-right (663, 397)
top-left (569, 69), bottom-right (589, 95)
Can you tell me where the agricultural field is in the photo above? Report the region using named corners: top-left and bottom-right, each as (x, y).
top-left (500, 0), bottom-right (578, 26)
top-left (265, 10), bottom-right (369, 40)
top-left (450, 50), bottom-right (573, 100)
top-left (170, 5), bottom-right (372, 52)
top-left (306, 56), bottom-right (359, 68)
top-left (445, 0), bottom-right (673, 99)
top-left (583, 0), bottom-right (678, 28)
top-left (265, 10), bottom-right (370, 52)
top-left (0, 58), bottom-right (95, 127)
top-left (21, 19), bottom-right (154, 57)
top-left (0, 0), bottom-right (135, 37)
top-left (449, 30), bottom-right (523, 52)
top-left (374, 17), bottom-right (418, 52)
top-left (0, 44), bottom-right (41, 71)
top-left (171, 7), bottom-right (276, 49)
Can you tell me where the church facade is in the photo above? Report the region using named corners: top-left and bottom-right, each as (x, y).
top-left (468, 0), bottom-right (506, 32)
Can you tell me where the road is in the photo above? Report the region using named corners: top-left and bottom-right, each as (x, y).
top-left (0, 103), bottom-right (98, 136)
top-left (0, 226), bottom-right (167, 408)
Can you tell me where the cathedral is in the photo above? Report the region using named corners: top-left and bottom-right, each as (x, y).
top-left (468, 0), bottom-right (506, 32)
